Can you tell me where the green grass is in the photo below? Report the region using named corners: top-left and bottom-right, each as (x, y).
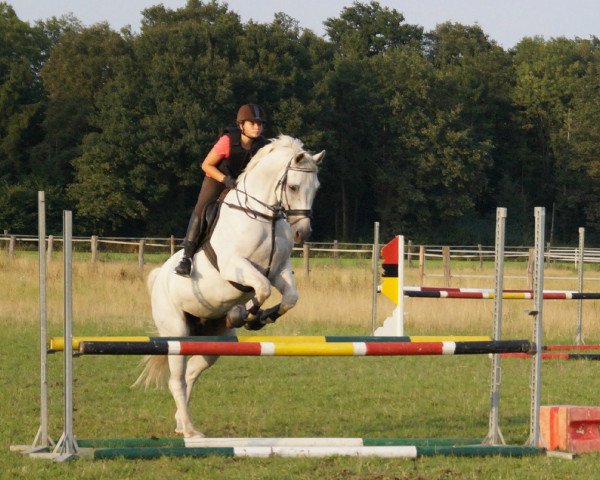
top-left (3, 257), bottom-right (600, 478)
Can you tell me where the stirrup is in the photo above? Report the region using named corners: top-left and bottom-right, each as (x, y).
top-left (174, 257), bottom-right (192, 276)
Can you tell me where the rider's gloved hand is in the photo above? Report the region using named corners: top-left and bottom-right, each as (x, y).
top-left (223, 176), bottom-right (236, 189)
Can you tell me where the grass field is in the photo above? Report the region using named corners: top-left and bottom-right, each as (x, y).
top-left (2, 254), bottom-right (600, 479)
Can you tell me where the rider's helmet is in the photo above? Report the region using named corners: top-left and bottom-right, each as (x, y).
top-left (236, 104), bottom-right (267, 124)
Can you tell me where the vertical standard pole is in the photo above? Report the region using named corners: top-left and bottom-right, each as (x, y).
top-left (394, 235), bottom-right (405, 336)
top-left (370, 222), bottom-right (380, 335)
top-left (30, 191), bottom-right (53, 451)
top-left (527, 207), bottom-right (545, 447)
top-left (53, 210), bottom-right (79, 461)
top-left (484, 207), bottom-right (507, 445)
top-left (576, 227), bottom-right (585, 345)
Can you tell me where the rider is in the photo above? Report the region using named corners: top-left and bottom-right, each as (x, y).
top-left (174, 104), bottom-right (269, 276)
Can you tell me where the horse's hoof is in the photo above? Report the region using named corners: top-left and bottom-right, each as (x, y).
top-left (226, 305), bottom-right (248, 328)
top-left (244, 318), bottom-right (267, 331)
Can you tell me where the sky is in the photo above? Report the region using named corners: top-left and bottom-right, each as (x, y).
top-left (10, 0), bottom-right (600, 49)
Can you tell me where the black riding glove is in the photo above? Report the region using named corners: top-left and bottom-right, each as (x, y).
top-left (223, 176), bottom-right (236, 189)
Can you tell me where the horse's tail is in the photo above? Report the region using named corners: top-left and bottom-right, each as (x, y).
top-left (146, 267), bottom-right (160, 295)
top-left (131, 355), bottom-right (169, 389)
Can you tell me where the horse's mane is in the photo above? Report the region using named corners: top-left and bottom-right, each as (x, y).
top-left (242, 135), bottom-right (312, 175)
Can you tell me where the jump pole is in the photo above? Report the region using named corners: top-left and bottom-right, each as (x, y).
top-left (76, 339), bottom-right (533, 356)
top-left (49, 335), bottom-right (494, 351)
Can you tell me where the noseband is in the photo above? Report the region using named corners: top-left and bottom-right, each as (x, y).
top-left (276, 164), bottom-right (317, 225)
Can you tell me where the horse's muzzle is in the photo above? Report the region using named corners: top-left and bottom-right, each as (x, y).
top-left (292, 218), bottom-right (312, 244)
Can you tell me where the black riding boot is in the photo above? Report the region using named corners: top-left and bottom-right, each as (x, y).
top-left (174, 213), bottom-right (203, 276)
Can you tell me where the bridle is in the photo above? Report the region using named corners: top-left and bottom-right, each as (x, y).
top-left (224, 156), bottom-right (317, 225)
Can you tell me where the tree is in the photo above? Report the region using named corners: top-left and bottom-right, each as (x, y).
top-left (0, 3), bottom-right (45, 182)
top-left (324, 1), bottom-right (422, 57)
top-left (68, 0), bottom-right (246, 234)
top-left (512, 37), bottom-right (600, 242)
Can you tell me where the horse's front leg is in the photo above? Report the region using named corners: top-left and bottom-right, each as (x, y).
top-left (246, 259), bottom-right (298, 330)
top-left (219, 256), bottom-right (272, 328)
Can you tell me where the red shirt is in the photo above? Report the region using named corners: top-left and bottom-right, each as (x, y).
top-left (211, 135), bottom-right (230, 159)
top-left (205, 135), bottom-right (230, 178)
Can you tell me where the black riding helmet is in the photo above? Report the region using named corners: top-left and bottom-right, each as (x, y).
top-left (236, 104), bottom-right (267, 124)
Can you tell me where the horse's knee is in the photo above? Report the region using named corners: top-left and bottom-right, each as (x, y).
top-left (185, 355), bottom-right (218, 384)
top-left (254, 281), bottom-right (271, 303)
top-left (282, 290), bottom-right (298, 309)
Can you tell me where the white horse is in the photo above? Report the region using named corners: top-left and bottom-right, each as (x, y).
top-left (135, 135), bottom-right (324, 438)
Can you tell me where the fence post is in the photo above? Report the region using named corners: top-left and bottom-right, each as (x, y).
top-left (478, 243), bottom-right (483, 269)
top-left (8, 235), bottom-right (16, 260)
top-left (407, 240), bottom-right (413, 268)
top-left (442, 246), bottom-right (451, 287)
top-left (91, 235), bottom-right (98, 264)
top-left (333, 239), bottom-right (339, 266)
top-left (138, 239), bottom-right (145, 274)
top-left (47, 235), bottom-right (54, 264)
top-left (303, 243), bottom-right (310, 277)
top-left (418, 245), bottom-right (425, 286)
top-left (170, 235), bottom-right (175, 256)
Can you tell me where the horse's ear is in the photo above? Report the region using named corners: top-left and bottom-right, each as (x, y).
top-left (313, 150), bottom-right (326, 164)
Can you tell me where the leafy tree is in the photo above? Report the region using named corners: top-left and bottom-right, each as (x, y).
top-left (324, 1), bottom-right (422, 57)
top-left (68, 0), bottom-right (246, 234)
top-left (0, 3), bottom-right (45, 182)
top-left (512, 37), bottom-right (600, 242)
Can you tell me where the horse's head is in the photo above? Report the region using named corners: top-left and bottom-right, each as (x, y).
top-left (280, 147), bottom-right (325, 244)
top-left (237, 135), bottom-right (324, 244)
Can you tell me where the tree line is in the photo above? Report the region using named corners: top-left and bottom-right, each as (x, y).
top-left (1, 0), bottom-right (599, 245)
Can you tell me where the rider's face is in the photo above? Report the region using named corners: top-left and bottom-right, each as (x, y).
top-left (240, 120), bottom-right (264, 139)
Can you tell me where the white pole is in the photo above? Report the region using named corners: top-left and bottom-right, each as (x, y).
top-left (484, 207), bottom-right (507, 445)
top-left (394, 235), bottom-right (405, 336)
top-left (576, 227), bottom-right (585, 345)
top-left (527, 207), bottom-right (545, 447)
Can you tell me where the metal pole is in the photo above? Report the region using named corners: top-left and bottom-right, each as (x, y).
top-left (484, 207), bottom-right (507, 445)
top-left (27, 192), bottom-right (53, 452)
top-left (527, 207), bottom-right (545, 447)
top-left (370, 222), bottom-right (380, 335)
top-left (53, 210), bottom-right (79, 461)
top-left (576, 227), bottom-right (585, 345)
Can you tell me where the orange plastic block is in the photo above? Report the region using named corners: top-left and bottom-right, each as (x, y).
top-left (540, 405), bottom-right (600, 453)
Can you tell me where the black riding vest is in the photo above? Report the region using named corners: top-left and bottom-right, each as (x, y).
top-left (216, 127), bottom-right (269, 179)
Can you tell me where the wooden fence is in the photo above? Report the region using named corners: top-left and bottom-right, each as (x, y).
top-left (2, 234), bottom-right (600, 285)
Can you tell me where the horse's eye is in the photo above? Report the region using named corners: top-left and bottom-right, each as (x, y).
top-left (289, 185), bottom-right (299, 192)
